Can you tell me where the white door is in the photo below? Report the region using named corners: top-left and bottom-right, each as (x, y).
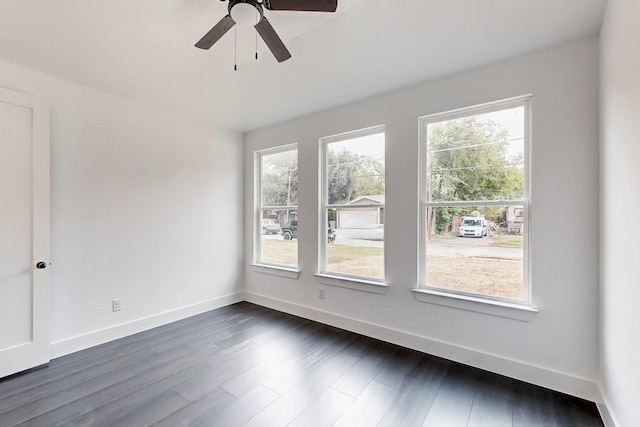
top-left (0, 87), bottom-right (50, 378)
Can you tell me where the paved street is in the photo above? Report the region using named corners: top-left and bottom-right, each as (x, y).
top-left (263, 228), bottom-right (522, 259)
top-left (426, 237), bottom-right (522, 259)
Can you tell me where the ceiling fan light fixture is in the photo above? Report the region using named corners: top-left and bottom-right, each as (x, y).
top-left (230, 1), bottom-right (261, 24)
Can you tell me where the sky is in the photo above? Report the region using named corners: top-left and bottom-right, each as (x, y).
top-left (326, 131), bottom-right (385, 161)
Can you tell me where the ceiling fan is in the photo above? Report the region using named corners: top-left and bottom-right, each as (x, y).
top-left (195, 0), bottom-right (338, 63)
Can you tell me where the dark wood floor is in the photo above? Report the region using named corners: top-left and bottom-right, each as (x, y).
top-left (0, 302), bottom-right (603, 426)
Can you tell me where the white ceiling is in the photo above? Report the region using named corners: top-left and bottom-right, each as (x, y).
top-left (0, 0), bottom-right (605, 132)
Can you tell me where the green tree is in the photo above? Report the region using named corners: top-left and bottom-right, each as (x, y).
top-left (327, 149), bottom-right (360, 204)
top-left (428, 117), bottom-right (523, 202)
top-left (427, 116), bottom-right (524, 234)
top-left (262, 150), bottom-right (298, 207)
top-left (355, 155), bottom-right (385, 197)
top-left (327, 149), bottom-right (385, 204)
top-left (262, 147), bottom-right (384, 210)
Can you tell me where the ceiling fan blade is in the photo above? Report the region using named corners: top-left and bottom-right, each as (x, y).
top-left (195, 15), bottom-right (236, 50)
top-left (263, 0), bottom-right (337, 12)
top-left (254, 17), bottom-right (291, 62)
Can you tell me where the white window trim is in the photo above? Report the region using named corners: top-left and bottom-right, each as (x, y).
top-left (315, 273), bottom-right (388, 294)
top-left (318, 125), bottom-right (386, 290)
top-left (417, 96), bottom-right (535, 313)
top-left (254, 143), bottom-right (299, 272)
top-left (251, 264), bottom-right (300, 279)
top-left (411, 288), bottom-right (538, 321)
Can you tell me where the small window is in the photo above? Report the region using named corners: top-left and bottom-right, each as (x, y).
top-left (255, 144), bottom-right (298, 268)
top-left (320, 126), bottom-right (385, 281)
top-left (419, 98), bottom-right (530, 303)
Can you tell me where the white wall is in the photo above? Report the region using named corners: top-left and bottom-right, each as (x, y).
top-left (0, 60), bottom-right (245, 356)
top-left (244, 37), bottom-right (601, 399)
top-left (600, 0), bottom-right (640, 425)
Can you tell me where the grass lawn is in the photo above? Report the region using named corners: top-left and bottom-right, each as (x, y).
top-left (262, 239), bottom-right (522, 298)
top-left (426, 256), bottom-right (523, 299)
top-left (261, 239), bottom-right (298, 266)
top-left (327, 244), bottom-right (384, 279)
top-left (492, 234), bottom-right (524, 247)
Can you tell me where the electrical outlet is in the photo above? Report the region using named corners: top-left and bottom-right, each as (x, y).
top-left (318, 289), bottom-right (325, 299)
top-left (112, 299), bottom-right (123, 312)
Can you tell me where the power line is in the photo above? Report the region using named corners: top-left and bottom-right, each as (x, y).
top-left (427, 162), bottom-right (524, 173)
top-left (428, 137), bottom-right (524, 154)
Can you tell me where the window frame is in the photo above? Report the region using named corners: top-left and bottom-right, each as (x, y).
top-left (418, 96), bottom-right (532, 307)
top-left (318, 125), bottom-right (386, 284)
top-left (254, 143), bottom-right (299, 272)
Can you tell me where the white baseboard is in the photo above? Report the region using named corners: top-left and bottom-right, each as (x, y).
top-left (245, 291), bottom-right (601, 402)
top-left (50, 292), bottom-right (244, 359)
top-left (596, 388), bottom-right (620, 427)
top-left (49, 290), bottom-right (603, 408)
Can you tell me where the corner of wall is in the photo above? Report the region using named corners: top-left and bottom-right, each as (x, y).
top-left (596, 386), bottom-right (621, 427)
top-left (50, 292), bottom-right (244, 359)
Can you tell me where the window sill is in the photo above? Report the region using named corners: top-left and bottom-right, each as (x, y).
top-left (251, 264), bottom-right (300, 279)
top-left (315, 274), bottom-right (388, 294)
top-left (412, 288), bottom-right (538, 322)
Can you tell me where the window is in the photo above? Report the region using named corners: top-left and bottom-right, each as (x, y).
top-left (320, 126), bottom-right (385, 281)
top-left (255, 144), bottom-right (298, 268)
top-left (419, 97), bottom-right (530, 303)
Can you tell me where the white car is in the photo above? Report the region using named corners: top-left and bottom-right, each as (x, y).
top-left (458, 216), bottom-right (488, 238)
top-left (261, 219), bottom-right (281, 235)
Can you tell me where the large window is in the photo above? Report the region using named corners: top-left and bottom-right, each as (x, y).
top-left (320, 126), bottom-right (385, 281)
top-left (419, 98), bottom-right (530, 302)
top-left (255, 145), bottom-right (298, 268)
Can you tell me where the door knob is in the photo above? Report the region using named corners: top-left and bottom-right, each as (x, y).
top-left (36, 262), bottom-right (47, 269)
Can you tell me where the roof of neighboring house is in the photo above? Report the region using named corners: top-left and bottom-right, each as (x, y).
top-left (347, 195), bottom-right (385, 205)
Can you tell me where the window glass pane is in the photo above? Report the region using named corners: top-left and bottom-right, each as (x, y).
top-left (323, 129), bottom-right (385, 281)
top-left (425, 205), bottom-right (524, 299)
top-left (258, 147), bottom-right (298, 268)
top-left (426, 107), bottom-right (525, 202)
top-left (326, 132), bottom-right (385, 205)
top-left (260, 210), bottom-right (298, 266)
top-left (326, 208), bottom-right (384, 279)
top-left (261, 150), bottom-right (298, 207)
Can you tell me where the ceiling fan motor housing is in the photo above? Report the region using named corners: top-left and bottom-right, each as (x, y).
top-left (228, 0), bottom-right (263, 14)
top-left (228, 0), bottom-right (264, 24)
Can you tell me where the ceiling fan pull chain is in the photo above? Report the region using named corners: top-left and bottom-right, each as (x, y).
top-left (255, 8), bottom-right (259, 59)
top-left (234, 26), bottom-right (238, 71)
